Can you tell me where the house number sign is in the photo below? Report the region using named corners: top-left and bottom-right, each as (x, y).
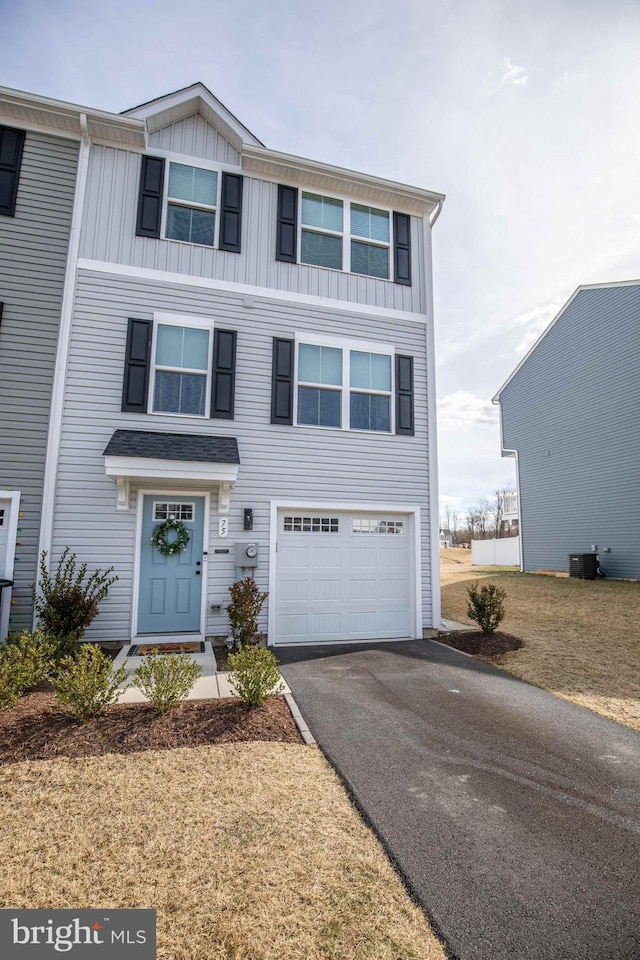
top-left (218, 518), bottom-right (229, 538)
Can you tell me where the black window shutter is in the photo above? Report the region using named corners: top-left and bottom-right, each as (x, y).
top-left (393, 212), bottom-right (412, 286)
top-left (211, 329), bottom-right (237, 419)
top-left (395, 355), bottom-right (414, 436)
top-left (276, 185), bottom-right (298, 263)
top-left (219, 174), bottom-right (243, 253)
top-left (271, 338), bottom-right (294, 424)
top-left (0, 126), bottom-right (26, 217)
top-left (136, 156), bottom-right (165, 238)
top-left (122, 318), bottom-right (152, 412)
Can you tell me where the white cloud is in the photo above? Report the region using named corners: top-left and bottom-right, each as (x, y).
top-left (506, 295), bottom-right (566, 356)
top-left (485, 56), bottom-right (529, 93)
top-left (500, 57), bottom-right (529, 87)
top-left (438, 391), bottom-right (498, 430)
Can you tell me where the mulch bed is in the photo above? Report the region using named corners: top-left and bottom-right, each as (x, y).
top-left (0, 690), bottom-right (301, 766)
top-left (437, 629), bottom-right (523, 657)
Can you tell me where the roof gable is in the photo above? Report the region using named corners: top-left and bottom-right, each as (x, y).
top-left (123, 82), bottom-right (264, 152)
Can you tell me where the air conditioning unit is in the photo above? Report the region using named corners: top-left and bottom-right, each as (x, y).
top-left (568, 553), bottom-right (597, 580)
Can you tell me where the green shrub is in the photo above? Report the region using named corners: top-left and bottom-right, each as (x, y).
top-left (132, 652), bottom-right (200, 712)
top-left (227, 576), bottom-right (268, 646)
top-left (52, 644), bottom-right (127, 719)
top-left (467, 581), bottom-right (507, 634)
top-left (33, 547), bottom-right (118, 658)
top-left (0, 629), bottom-right (55, 710)
top-left (227, 645), bottom-right (284, 707)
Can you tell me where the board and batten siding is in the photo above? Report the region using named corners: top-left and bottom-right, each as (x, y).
top-left (500, 284), bottom-right (640, 578)
top-left (79, 143), bottom-right (426, 314)
top-left (147, 113), bottom-right (241, 165)
top-left (51, 270), bottom-right (433, 642)
top-left (0, 131), bottom-right (79, 630)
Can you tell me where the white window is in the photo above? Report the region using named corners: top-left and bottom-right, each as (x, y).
top-left (165, 162), bottom-right (218, 247)
top-left (350, 204), bottom-right (390, 280)
top-left (283, 516), bottom-right (339, 533)
top-left (153, 501), bottom-right (195, 521)
top-left (352, 517), bottom-right (404, 535)
top-left (150, 315), bottom-right (213, 418)
top-left (300, 193), bottom-right (343, 270)
top-left (295, 336), bottom-right (393, 433)
top-left (297, 191), bottom-right (393, 280)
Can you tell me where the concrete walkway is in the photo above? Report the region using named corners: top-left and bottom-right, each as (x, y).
top-left (277, 638), bottom-right (640, 960)
top-left (113, 642), bottom-right (289, 702)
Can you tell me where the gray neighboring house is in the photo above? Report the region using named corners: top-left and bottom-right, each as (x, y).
top-left (23, 82), bottom-right (445, 646)
top-left (493, 280), bottom-right (640, 579)
top-left (0, 88), bottom-right (145, 638)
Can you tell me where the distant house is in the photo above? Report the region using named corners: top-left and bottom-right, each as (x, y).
top-left (493, 280), bottom-right (640, 578)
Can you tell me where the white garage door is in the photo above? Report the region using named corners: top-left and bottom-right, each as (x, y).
top-left (274, 510), bottom-right (414, 644)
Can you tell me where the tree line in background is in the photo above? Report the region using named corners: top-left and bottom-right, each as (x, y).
top-left (440, 488), bottom-right (518, 546)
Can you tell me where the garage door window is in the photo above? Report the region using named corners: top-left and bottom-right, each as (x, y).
top-left (352, 517), bottom-right (404, 534)
top-left (283, 516), bottom-right (339, 533)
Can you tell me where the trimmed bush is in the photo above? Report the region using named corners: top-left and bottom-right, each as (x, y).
top-left (467, 581), bottom-right (507, 634)
top-left (227, 645), bottom-right (284, 707)
top-left (34, 547), bottom-right (118, 658)
top-left (227, 577), bottom-right (268, 646)
top-left (0, 629), bottom-right (55, 710)
top-left (133, 652), bottom-right (200, 712)
top-left (52, 644), bottom-right (127, 719)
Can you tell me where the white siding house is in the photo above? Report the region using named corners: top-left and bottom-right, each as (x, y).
top-left (36, 82), bottom-right (445, 645)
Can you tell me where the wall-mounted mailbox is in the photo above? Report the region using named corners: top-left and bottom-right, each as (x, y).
top-left (235, 542), bottom-right (259, 567)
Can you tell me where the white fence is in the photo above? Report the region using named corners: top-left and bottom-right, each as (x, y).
top-left (471, 536), bottom-right (520, 566)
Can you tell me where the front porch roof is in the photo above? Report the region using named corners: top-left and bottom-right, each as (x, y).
top-left (103, 430), bottom-right (240, 512)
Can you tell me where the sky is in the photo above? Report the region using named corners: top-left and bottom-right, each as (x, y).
top-left (2, 0), bottom-right (640, 522)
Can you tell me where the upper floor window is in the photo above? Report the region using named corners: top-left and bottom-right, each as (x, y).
top-left (301, 193), bottom-right (343, 270)
top-left (280, 185), bottom-right (408, 282)
top-left (165, 163), bottom-right (218, 246)
top-left (295, 337), bottom-right (393, 433)
top-left (350, 205), bottom-right (390, 279)
top-left (151, 320), bottom-right (212, 417)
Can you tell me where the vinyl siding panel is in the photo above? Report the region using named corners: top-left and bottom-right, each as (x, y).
top-left (0, 131), bottom-right (79, 629)
top-left (52, 270), bottom-right (433, 642)
top-left (80, 147), bottom-right (426, 314)
top-left (148, 114), bottom-right (241, 165)
top-left (500, 285), bottom-right (640, 578)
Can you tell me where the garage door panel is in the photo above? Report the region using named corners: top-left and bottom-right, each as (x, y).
top-left (312, 613), bottom-right (342, 636)
top-left (314, 580), bottom-right (342, 601)
top-left (275, 510), bottom-right (413, 644)
top-left (279, 579), bottom-right (309, 602)
top-left (349, 579), bottom-right (377, 600)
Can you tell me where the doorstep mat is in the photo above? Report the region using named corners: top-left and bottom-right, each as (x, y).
top-left (128, 641), bottom-right (206, 656)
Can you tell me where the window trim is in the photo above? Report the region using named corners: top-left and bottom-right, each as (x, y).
top-left (148, 312), bottom-right (214, 420)
top-left (293, 332), bottom-right (395, 434)
top-left (297, 188), bottom-right (395, 279)
top-left (161, 157), bottom-right (222, 249)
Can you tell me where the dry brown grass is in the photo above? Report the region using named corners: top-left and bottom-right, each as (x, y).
top-left (0, 743), bottom-right (446, 960)
top-left (440, 548), bottom-right (640, 730)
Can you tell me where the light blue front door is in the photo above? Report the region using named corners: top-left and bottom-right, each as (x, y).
top-left (137, 496), bottom-right (205, 634)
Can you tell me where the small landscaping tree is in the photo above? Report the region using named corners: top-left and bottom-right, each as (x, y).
top-left (52, 644), bottom-right (127, 720)
top-left (132, 652), bottom-right (201, 712)
top-left (227, 577), bottom-right (268, 646)
top-left (467, 581), bottom-right (507, 635)
top-left (227, 645), bottom-right (284, 707)
top-left (34, 548), bottom-right (118, 658)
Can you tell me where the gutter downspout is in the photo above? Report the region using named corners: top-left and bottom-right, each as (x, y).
top-left (423, 212), bottom-right (442, 630)
top-left (36, 114), bottom-right (91, 599)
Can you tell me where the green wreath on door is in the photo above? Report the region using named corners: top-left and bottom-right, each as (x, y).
top-left (150, 518), bottom-right (191, 556)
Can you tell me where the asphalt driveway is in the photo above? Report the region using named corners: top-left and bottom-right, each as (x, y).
top-left (277, 639), bottom-right (640, 960)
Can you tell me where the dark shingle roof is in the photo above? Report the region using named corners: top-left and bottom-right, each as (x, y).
top-left (103, 430), bottom-right (240, 464)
